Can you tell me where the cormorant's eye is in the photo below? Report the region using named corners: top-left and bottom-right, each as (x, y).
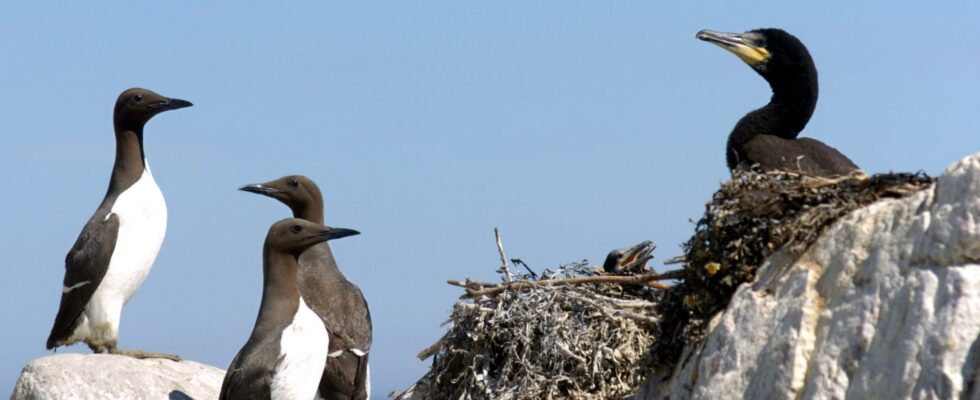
top-left (755, 39), bottom-right (767, 48)
top-left (133, 94), bottom-right (143, 103)
top-left (288, 179), bottom-right (299, 188)
top-left (290, 225), bottom-right (302, 234)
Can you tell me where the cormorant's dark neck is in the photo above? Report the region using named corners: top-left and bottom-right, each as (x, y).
top-left (726, 65), bottom-right (818, 169)
top-left (768, 67), bottom-right (818, 136)
top-left (254, 251), bottom-right (301, 333)
top-left (106, 125), bottom-right (147, 199)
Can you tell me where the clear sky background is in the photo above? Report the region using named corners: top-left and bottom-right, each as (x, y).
top-left (1, 2), bottom-right (978, 398)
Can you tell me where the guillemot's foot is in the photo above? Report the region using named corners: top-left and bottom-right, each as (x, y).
top-left (109, 347), bottom-right (181, 362)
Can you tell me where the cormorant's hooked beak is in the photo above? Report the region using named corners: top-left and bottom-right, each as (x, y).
top-left (603, 240), bottom-right (656, 274)
top-left (697, 29), bottom-right (771, 67)
top-left (621, 240), bottom-right (656, 265)
top-left (317, 227), bottom-right (360, 241)
top-left (150, 97), bottom-right (194, 111)
top-left (239, 184), bottom-right (279, 196)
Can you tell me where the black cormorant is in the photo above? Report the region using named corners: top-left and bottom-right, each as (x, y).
top-left (697, 28), bottom-right (860, 176)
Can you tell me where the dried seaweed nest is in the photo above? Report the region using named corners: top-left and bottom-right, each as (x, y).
top-left (393, 261), bottom-right (665, 400)
top-left (395, 169), bottom-right (935, 399)
top-left (650, 170), bottom-right (935, 366)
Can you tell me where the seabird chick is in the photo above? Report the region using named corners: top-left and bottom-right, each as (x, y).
top-left (603, 240), bottom-right (656, 275)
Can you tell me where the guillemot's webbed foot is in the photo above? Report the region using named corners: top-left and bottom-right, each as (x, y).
top-left (86, 343), bottom-right (107, 354)
top-left (108, 347), bottom-right (181, 362)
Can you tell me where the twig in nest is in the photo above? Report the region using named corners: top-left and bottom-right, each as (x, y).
top-left (570, 293), bottom-right (660, 326)
top-left (417, 331), bottom-right (451, 360)
top-left (649, 269), bottom-right (688, 281)
top-left (663, 255), bottom-right (686, 265)
top-left (494, 227), bottom-right (513, 282)
top-left (447, 278), bottom-right (488, 291)
top-left (512, 258), bottom-right (538, 279)
top-left (459, 271), bottom-right (682, 298)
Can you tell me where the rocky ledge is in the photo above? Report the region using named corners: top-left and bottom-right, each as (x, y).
top-left (11, 354), bottom-right (225, 400)
top-left (639, 153), bottom-right (980, 399)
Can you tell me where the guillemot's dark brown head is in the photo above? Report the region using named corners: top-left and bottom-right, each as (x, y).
top-left (265, 218), bottom-right (359, 257)
top-left (239, 175), bottom-right (324, 221)
top-left (113, 88), bottom-right (193, 130)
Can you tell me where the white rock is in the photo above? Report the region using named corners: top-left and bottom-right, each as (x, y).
top-left (638, 152), bottom-right (980, 400)
top-left (11, 354), bottom-right (225, 400)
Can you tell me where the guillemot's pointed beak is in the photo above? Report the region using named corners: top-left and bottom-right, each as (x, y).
top-left (239, 184), bottom-right (279, 196)
top-left (151, 97), bottom-right (193, 111)
top-left (318, 227), bottom-right (360, 241)
top-left (697, 29), bottom-right (771, 66)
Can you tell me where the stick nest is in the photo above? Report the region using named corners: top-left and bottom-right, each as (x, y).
top-left (394, 169), bottom-right (935, 399)
top-left (394, 262), bottom-right (661, 400)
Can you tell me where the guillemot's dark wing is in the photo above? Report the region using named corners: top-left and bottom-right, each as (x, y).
top-left (219, 335), bottom-right (280, 400)
top-left (319, 282), bottom-right (373, 399)
top-left (46, 210), bottom-right (119, 349)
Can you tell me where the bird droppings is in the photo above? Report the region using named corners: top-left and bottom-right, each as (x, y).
top-left (394, 169), bottom-right (935, 399)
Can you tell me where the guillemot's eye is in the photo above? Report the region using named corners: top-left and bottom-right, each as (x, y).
top-left (290, 225), bottom-right (302, 234)
top-left (288, 179), bottom-right (299, 188)
top-left (133, 94), bottom-right (143, 103)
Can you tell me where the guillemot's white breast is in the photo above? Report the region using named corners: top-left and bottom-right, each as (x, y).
top-left (271, 296), bottom-right (330, 400)
top-left (80, 163), bottom-right (166, 341)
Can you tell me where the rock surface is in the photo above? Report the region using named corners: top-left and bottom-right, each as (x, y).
top-left (638, 153), bottom-right (980, 400)
top-left (11, 354), bottom-right (225, 400)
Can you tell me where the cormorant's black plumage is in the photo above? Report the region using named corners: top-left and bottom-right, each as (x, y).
top-left (697, 28), bottom-right (860, 176)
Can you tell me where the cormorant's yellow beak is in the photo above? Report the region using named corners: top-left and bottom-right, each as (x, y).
top-left (697, 29), bottom-right (771, 66)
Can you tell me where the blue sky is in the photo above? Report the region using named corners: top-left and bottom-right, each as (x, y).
top-left (1, 2), bottom-right (978, 398)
